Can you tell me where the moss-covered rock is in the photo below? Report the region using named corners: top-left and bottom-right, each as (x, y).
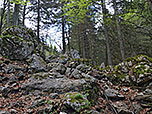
top-left (104, 55), bottom-right (152, 86)
top-left (62, 92), bottom-right (91, 113)
top-left (0, 26), bottom-right (38, 60)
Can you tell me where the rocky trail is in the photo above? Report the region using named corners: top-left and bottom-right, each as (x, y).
top-left (0, 53), bottom-right (151, 114)
top-left (0, 26), bottom-right (152, 114)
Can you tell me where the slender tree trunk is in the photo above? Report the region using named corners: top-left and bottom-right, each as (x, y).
top-left (67, 33), bottom-right (70, 52)
top-left (0, 0), bottom-right (6, 35)
top-left (62, 15), bottom-right (66, 54)
top-left (85, 34), bottom-right (90, 59)
top-left (7, 0), bottom-right (10, 27)
top-left (22, 3), bottom-right (27, 26)
top-left (13, 3), bottom-right (20, 25)
top-left (82, 23), bottom-right (90, 59)
top-left (67, 25), bottom-right (71, 52)
top-left (148, 0), bottom-right (152, 10)
top-left (89, 23), bottom-right (96, 65)
top-left (82, 35), bottom-right (86, 58)
top-left (37, 0), bottom-right (40, 43)
top-left (101, 0), bottom-right (112, 65)
top-left (113, 0), bottom-right (125, 60)
top-left (78, 24), bottom-right (81, 56)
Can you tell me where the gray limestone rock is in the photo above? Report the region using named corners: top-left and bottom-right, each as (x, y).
top-left (21, 77), bottom-right (96, 94)
top-left (76, 64), bottom-right (90, 73)
top-left (70, 49), bottom-right (80, 58)
top-left (71, 69), bottom-right (82, 79)
top-left (104, 89), bottom-right (119, 98)
top-left (63, 92), bottom-right (90, 112)
top-left (104, 88), bottom-right (125, 100)
top-left (0, 111), bottom-right (10, 114)
top-left (0, 26), bottom-right (37, 60)
top-left (1, 85), bottom-right (11, 97)
top-left (28, 54), bottom-right (47, 72)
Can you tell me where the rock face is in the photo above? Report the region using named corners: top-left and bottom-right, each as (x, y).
top-left (0, 26), bottom-right (37, 60)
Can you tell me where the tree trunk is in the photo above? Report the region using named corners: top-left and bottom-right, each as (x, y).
top-left (89, 23), bottom-right (96, 65)
top-left (37, 0), bottom-right (40, 43)
top-left (7, 0), bottom-right (10, 27)
top-left (101, 0), bottom-right (112, 65)
top-left (82, 34), bottom-right (86, 58)
top-left (13, 3), bottom-right (20, 25)
top-left (82, 23), bottom-right (90, 59)
top-left (113, 0), bottom-right (125, 60)
top-left (67, 25), bottom-right (71, 52)
top-left (148, 0), bottom-right (152, 10)
top-left (78, 24), bottom-right (81, 56)
top-left (22, 3), bottom-right (27, 26)
top-left (0, 0), bottom-right (7, 35)
top-left (62, 15), bottom-right (66, 54)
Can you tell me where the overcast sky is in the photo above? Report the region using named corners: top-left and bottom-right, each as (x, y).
top-left (0, 0), bottom-right (3, 8)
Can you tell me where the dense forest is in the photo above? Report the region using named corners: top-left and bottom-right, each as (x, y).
top-left (0, 0), bottom-right (152, 65)
top-left (0, 0), bottom-right (152, 114)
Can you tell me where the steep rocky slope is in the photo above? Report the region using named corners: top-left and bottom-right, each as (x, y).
top-left (0, 26), bottom-right (152, 114)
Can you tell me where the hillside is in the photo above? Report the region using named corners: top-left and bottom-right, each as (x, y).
top-left (0, 26), bottom-right (152, 114)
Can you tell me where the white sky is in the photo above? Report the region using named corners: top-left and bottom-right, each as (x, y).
top-left (0, 0), bottom-right (3, 8)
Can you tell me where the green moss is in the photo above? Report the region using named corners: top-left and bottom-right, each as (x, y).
top-left (125, 54), bottom-right (152, 63)
top-left (74, 93), bottom-right (84, 100)
top-left (64, 92), bottom-right (91, 112)
top-left (117, 73), bottom-right (126, 79)
top-left (70, 58), bottom-right (93, 66)
top-left (65, 92), bottom-right (85, 104)
top-left (33, 72), bottom-right (49, 79)
top-left (44, 100), bottom-right (55, 105)
top-left (84, 87), bottom-right (98, 105)
top-left (0, 60), bottom-right (4, 64)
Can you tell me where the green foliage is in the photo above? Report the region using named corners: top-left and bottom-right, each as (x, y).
top-left (10, 0), bottom-right (30, 5)
top-left (61, 0), bottom-right (93, 24)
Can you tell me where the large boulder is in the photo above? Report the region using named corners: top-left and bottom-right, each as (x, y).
top-left (21, 76), bottom-right (97, 94)
top-left (0, 26), bottom-right (37, 60)
top-left (104, 55), bottom-right (152, 86)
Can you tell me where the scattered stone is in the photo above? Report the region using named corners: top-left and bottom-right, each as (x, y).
top-left (31, 99), bottom-right (45, 107)
top-left (55, 64), bottom-right (66, 75)
top-left (49, 93), bottom-right (59, 99)
top-left (28, 54), bottom-right (47, 72)
top-left (0, 111), bottom-right (9, 114)
top-left (86, 110), bottom-right (100, 114)
top-left (123, 88), bottom-right (129, 92)
top-left (10, 109), bottom-right (18, 114)
top-left (104, 89), bottom-right (119, 98)
top-left (70, 49), bottom-right (80, 58)
top-left (26, 109), bottom-right (34, 114)
top-left (63, 92), bottom-right (90, 112)
top-left (76, 64), bottom-right (90, 73)
top-left (59, 112), bottom-right (67, 114)
top-left (113, 102), bottom-right (132, 114)
top-left (144, 89), bottom-right (152, 95)
top-left (71, 69), bottom-right (82, 79)
top-left (1, 85), bottom-right (11, 97)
